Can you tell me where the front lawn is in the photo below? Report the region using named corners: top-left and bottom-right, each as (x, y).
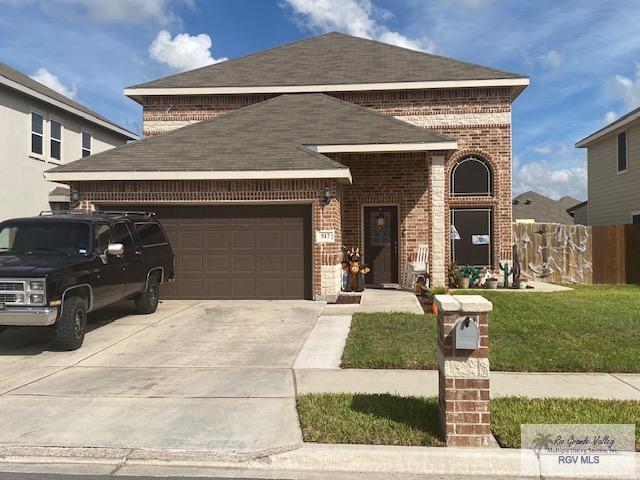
top-left (297, 393), bottom-right (640, 450)
top-left (341, 285), bottom-right (640, 372)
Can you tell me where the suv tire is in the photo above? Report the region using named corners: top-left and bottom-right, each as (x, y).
top-left (135, 275), bottom-right (160, 314)
top-left (54, 296), bottom-right (88, 351)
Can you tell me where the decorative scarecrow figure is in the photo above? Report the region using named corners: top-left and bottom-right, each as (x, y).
top-left (341, 247), bottom-right (371, 292)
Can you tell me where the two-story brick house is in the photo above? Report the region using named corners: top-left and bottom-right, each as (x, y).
top-left (0, 61), bottom-right (137, 220)
top-left (46, 32), bottom-right (528, 300)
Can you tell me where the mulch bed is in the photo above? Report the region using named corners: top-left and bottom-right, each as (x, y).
top-left (329, 295), bottom-right (362, 305)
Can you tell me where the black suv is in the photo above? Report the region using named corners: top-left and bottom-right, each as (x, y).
top-left (0, 211), bottom-right (175, 350)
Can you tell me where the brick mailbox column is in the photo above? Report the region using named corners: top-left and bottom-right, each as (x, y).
top-left (434, 294), bottom-right (493, 447)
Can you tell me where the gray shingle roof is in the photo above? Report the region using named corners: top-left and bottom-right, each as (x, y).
top-left (129, 32), bottom-right (526, 90)
top-left (48, 93), bottom-right (454, 174)
top-left (0, 61), bottom-right (136, 138)
top-left (513, 191), bottom-right (583, 224)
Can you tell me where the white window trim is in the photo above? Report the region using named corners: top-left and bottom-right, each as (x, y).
top-left (616, 129), bottom-right (628, 174)
top-left (81, 130), bottom-right (92, 157)
top-left (29, 109), bottom-right (46, 160)
top-left (49, 117), bottom-right (63, 164)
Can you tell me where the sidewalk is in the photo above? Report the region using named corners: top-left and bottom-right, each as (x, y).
top-left (295, 369), bottom-right (640, 400)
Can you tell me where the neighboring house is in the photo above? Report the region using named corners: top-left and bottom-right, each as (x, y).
top-left (512, 191), bottom-right (583, 224)
top-left (566, 200), bottom-right (588, 225)
top-left (576, 106), bottom-right (640, 225)
top-left (0, 61), bottom-right (137, 220)
top-left (45, 32), bottom-right (529, 300)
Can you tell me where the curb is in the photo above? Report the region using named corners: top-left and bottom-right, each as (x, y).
top-left (1, 444), bottom-right (638, 478)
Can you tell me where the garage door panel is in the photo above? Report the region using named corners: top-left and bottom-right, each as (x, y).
top-left (104, 204), bottom-right (311, 300)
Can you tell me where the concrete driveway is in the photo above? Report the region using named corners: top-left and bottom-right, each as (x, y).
top-left (0, 299), bottom-right (323, 459)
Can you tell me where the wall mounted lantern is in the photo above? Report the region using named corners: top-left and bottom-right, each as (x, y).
top-left (323, 186), bottom-right (334, 205)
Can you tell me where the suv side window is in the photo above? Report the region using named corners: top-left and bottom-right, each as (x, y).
top-left (135, 222), bottom-right (168, 247)
top-left (94, 224), bottom-right (111, 256)
top-left (114, 222), bottom-right (135, 253)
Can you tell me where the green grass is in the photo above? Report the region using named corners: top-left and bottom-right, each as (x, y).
top-left (342, 285), bottom-right (640, 372)
top-left (296, 393), bottom-right (444, 446)
top-left (297, 393), bottom-right (640, 450)
top-left (341, 312), bottom-right (437, 369)
top-left (492, 397), bottom-right (640, 450)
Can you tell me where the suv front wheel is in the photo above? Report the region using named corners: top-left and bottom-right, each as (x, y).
top-left (135, 275), bottom-right (160, 314)
top-left (54, 296), bottom-right (88, 351)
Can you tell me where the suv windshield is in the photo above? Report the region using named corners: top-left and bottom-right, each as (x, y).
top-left (0, 222), bottom-right (90, 256)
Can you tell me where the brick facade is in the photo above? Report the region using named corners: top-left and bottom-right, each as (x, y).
top-left (139, 87), bottom-right (513, 272)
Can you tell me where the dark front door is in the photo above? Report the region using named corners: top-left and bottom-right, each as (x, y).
top-left (451, 209), bottom-right (492, 267)
top-left (364, 206), bottom-right (399, 284)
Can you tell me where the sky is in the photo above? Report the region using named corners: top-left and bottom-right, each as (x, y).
top-left (1, 0), bottom-right (639, 201)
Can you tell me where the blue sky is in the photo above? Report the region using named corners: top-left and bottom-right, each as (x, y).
top-left (1, 0), bottom-right (639, 200)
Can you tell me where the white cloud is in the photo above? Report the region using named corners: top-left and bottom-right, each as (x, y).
top-left (610, 64), bottom-right (640, 111)
top-left (0, 0), bottom-right (188, 25)
top-left (532, 144), bottom-right (552, 155)
top-left (539, 49), bottom-right (562, 69)
top-left (513, 159), bottom-right (587, 200)
top-left (603, 110), bottom-right (618, 124)
top-left (282, 0), bottom-right (435, 52)
top-left (30, 67), bottom-right (77, 99)
top-left (149, 30), bottom-right (227, 71)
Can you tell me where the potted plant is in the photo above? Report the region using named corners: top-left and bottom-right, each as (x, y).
top-left (485, 277), bottom-right (499, 289)
top-left (447, 263), bottom-right (460, 288)
top-left (459, 274), bottom-right (470, 289)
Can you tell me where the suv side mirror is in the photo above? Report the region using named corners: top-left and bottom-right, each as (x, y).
top-left (107, 243), bottom-right (124, 256)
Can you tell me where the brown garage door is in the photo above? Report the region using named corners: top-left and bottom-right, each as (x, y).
top-left (104, 205), bottom-right (312, 300)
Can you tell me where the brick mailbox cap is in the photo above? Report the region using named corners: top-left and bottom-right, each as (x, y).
top-left (434, 294), bottom-right (492, 313)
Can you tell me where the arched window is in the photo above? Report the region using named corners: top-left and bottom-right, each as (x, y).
top-left (451, 157), bottom-right (492, 196)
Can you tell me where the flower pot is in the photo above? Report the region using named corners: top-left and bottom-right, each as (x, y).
top-left (485, 278), bottom-right (498, 289)
top-left (518, 281), bottom-right (527, 289)
top-left (459, 277), bottom-right (470, 289)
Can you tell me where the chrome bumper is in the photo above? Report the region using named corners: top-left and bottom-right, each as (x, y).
top-left (0, 306), bottom-right (59, 326)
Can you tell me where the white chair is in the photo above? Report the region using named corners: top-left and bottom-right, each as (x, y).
top-left (403, 244), bottom-right (429, 289)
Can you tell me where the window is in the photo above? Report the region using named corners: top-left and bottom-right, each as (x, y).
top-left (451, 157), bottom-right (492, 196)
top-left (633, 214), bottom-right (640, 224)
top-left (94, 224), bottom-right (112, 255)
top-left (135, 222), bottom-right (168, 247)
top-left (50, 119), bottom-right (62, 161)
top-left (82, 131), bottom-right (91, 157)
top-left (114, 222), bottom-right (135, 253)
top-left (0, 222), bottom-right (89, 256)
top-left (617, 131), bottom-right (627, 173)
top-left (31, 111), bottom-right (44, 156)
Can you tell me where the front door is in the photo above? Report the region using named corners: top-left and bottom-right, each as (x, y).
top-left (364, 206), bottom-right (399, 284)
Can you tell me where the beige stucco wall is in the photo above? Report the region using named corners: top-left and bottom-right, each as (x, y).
top-left (0, 86), bottom-right (128, 221)
top-left (586, 121), bottom-right (640, 225)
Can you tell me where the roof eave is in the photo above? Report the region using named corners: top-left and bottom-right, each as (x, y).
top-left (44, 168), bottom-right (353, 184)
top-left (1, 75), bottom-right (138, 140)
top-left (576, 109), bottom-right (640, 148)
top-left (124, 77), bottom-right (530, 101)
top-left (310, 141), bottom-right (458, 153)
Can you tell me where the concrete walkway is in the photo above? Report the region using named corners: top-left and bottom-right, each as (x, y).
top-left (321, 288), bottom-right (423, 316)
top-left (295, 369), bottom-right (640, 400)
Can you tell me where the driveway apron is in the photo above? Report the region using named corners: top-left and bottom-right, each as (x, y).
top-left (0, 299), bottom-right (322, 457)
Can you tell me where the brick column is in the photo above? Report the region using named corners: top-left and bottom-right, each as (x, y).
top-left (435, 294), bottom-right (492, 447)
top-left (429, 155), bottom-right (446, 287)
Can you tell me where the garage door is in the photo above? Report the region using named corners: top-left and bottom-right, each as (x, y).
top-left (104, 205), bottom-right (312, 300)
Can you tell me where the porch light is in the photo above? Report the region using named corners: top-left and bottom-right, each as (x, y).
top-left (376, 211), bottom-right (386, 231)
top-left (70, 187), bottom-right (80, 203)
top-left (323, 186), bottom-right (334, 205)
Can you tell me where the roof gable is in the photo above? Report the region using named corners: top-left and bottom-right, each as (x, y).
top-left (128, 32), bottom-right (527, 92)
top-left (46, 93), bottom-right (455, 180)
